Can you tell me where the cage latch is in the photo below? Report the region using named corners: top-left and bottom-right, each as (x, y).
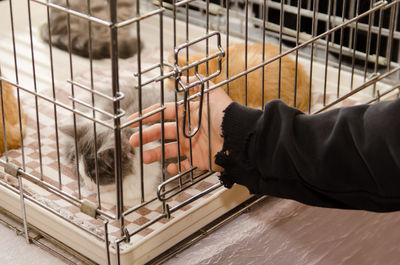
top-left (80, 199), bottom-right (98, 218)
top-left (4, 162), bottom-right (21, 178)
top-left (172, 31), bottom-right (225, 138)
top-left (123, 227), bottom-right (130, 243)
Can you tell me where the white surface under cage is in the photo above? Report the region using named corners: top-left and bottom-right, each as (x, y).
top-left (0, 0), bottom-right (399, 265)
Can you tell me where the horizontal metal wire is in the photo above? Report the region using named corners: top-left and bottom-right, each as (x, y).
top-left (0, 159), bottom-right (115, 220)
top-left (68, 96), bottom-right (125, 120)
top-left (366, 83), bottom-right (400, 104)
top-left (157, 170), bottom-right (215, 202)
top-left (67, 80), bottom-right (124, 102)
top-left (0, 77), bottom-right (116, 129)
top-left (314, 65), bottom-right (400, 114)
top-left (121, 104), bottom-right (166, 128)
top-left (115, 7), bottom-right (166, 28)
top-left (117, 182), bottom-right (222, 244)
top-left (0, 179), bottom-right (105, 241)
top-left (31, 0), bottom-right (111, 26)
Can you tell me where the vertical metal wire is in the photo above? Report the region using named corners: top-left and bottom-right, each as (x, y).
top-left (226, 0), bottom-right (230, 95)
top-left (27, 0), bottom-right (44, 180)
top-left (308, 0), bottom-right (319, 113)
top-left (244, 0), bottom-right (249, 106)
top-left (172, 0), bottom-right (183, 183)
top-left (261, 0), bottom-right (267, 109)
top-left (7, 0), bottom-right (25, 170)
top-left (363, 0), bottom-right (374, 82)
top-left (65, 0), bottom-right (82, 200)
top-left (184, 2), bottom-right (194, 182)
top-left (373, 7), bottom-right (384, 95)
top-left (386, 4), bottom-right (398, 71)
top-left (116, 241), bottom-right (121, 265)
top-left (159, 0), bottom-right (166, 184)
top-left (17, 174), bottom-right (30, 244)
top-left (109, 0), bottom-right (124, 229)
top-left (1, 60), bottom-right (28, 245)
top-left (395, 4), bottom-right (400, 74)
top-left (8, 2), bottom-right (26, 191)
top-left (278, 0), bottom-right (284, 99)
top-left (336, 0), bottom-right (346, 97)
top-left (323, 0), bottom-right (332, 105)
top-left (332, 0), bottom-right (338, 44)
top-left (307, 0), bottom-right (312, 10)
top-left (45, 0), bottom-right (63, 191)
top-left (350, 0), bottom-right (360, 90)
top-left (135, 0), bottom-right (145, 206)
top-left (294, 0), bottom-right (301, 108)
top-left (86, 0), bottom-right (102, 208)
top-left (159, 0), bottom-right (167, 216)
top-left (10, 0), bottom-right (29, 244)
top-left (103, 219), bottom-right (111, 265)
top-left (206, 0), bottom-right (212, 172)
top-left (348, 0), bottom-right (356, 48)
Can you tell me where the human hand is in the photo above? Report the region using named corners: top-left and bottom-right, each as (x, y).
top-left (128, 77), bottom-right (232, 175)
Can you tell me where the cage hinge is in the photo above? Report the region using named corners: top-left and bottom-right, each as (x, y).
top-left (80, 200), bottom-right (98, 218)
top-left (4, 162), bottom-right (21, 178)
top-left (123, 227), bottom-right (130, 243)
top-left (165, 204), bottom-right (171, 219)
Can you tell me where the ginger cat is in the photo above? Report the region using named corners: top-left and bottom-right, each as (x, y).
top-left (0, 79), bottom-right (26, 155)
top-left (169, 43), bottom-right (310, 111)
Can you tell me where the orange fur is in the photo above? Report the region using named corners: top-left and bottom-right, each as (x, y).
top-left (0, 79), bottom-right (26, 154)
top-left (169, 43), bottom-right (310, 111)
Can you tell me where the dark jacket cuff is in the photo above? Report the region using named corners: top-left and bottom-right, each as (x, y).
top-left (215, 102), bottom-right (263, 193)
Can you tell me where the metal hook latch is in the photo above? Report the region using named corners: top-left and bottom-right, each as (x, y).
top-left (180, 71), bottom-right (205, 138)
top-left (172, 31), bottom-right (225, 138)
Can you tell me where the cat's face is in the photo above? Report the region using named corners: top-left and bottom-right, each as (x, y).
top-left (61, 122), bottom-right (135, 188)
top-left (42, 0), bottom-right (140, 59)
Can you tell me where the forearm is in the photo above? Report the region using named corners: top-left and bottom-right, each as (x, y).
top-left (215, 99), bottom-right (400, 212)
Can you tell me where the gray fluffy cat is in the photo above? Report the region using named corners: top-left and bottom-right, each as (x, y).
top-left (41, 0), bottom-right (140, 59)
top-left (61, 69), bottom-right (176, 206)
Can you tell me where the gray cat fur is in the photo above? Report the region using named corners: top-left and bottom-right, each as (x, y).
top-left (61, 78), bottom-right (177, 186)
top-left (41, 0), bottom-right (141, 59)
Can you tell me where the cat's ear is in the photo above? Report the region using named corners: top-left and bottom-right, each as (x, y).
top-left (97, 139), bottom-right (114, 155)
top-left (59, 124), bottom-right (75, 137)
top-left (59, 123), bottom-right (88, 139)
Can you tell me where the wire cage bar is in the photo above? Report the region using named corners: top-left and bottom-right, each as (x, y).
top-left (0, 0), bottom-right (399, 264)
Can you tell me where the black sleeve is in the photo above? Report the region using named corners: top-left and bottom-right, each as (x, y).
top-left (215, 99), bottom-right (400, 212)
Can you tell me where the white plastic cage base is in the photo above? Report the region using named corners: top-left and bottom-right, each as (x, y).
top-left (0, 179), bottom-right (251, 265)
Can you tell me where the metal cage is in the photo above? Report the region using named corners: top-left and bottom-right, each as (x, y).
top-left (0, 0), bottom-right (399, 264)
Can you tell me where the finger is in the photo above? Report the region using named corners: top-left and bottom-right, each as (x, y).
top-left (127, 102), bottom-right (178, 128)
top-left (167, 159), bottom-right (192, 175)
top-left (142, 142), bottom-right (180, 164)
top-left (130, 122), bottom-right (177, 146)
